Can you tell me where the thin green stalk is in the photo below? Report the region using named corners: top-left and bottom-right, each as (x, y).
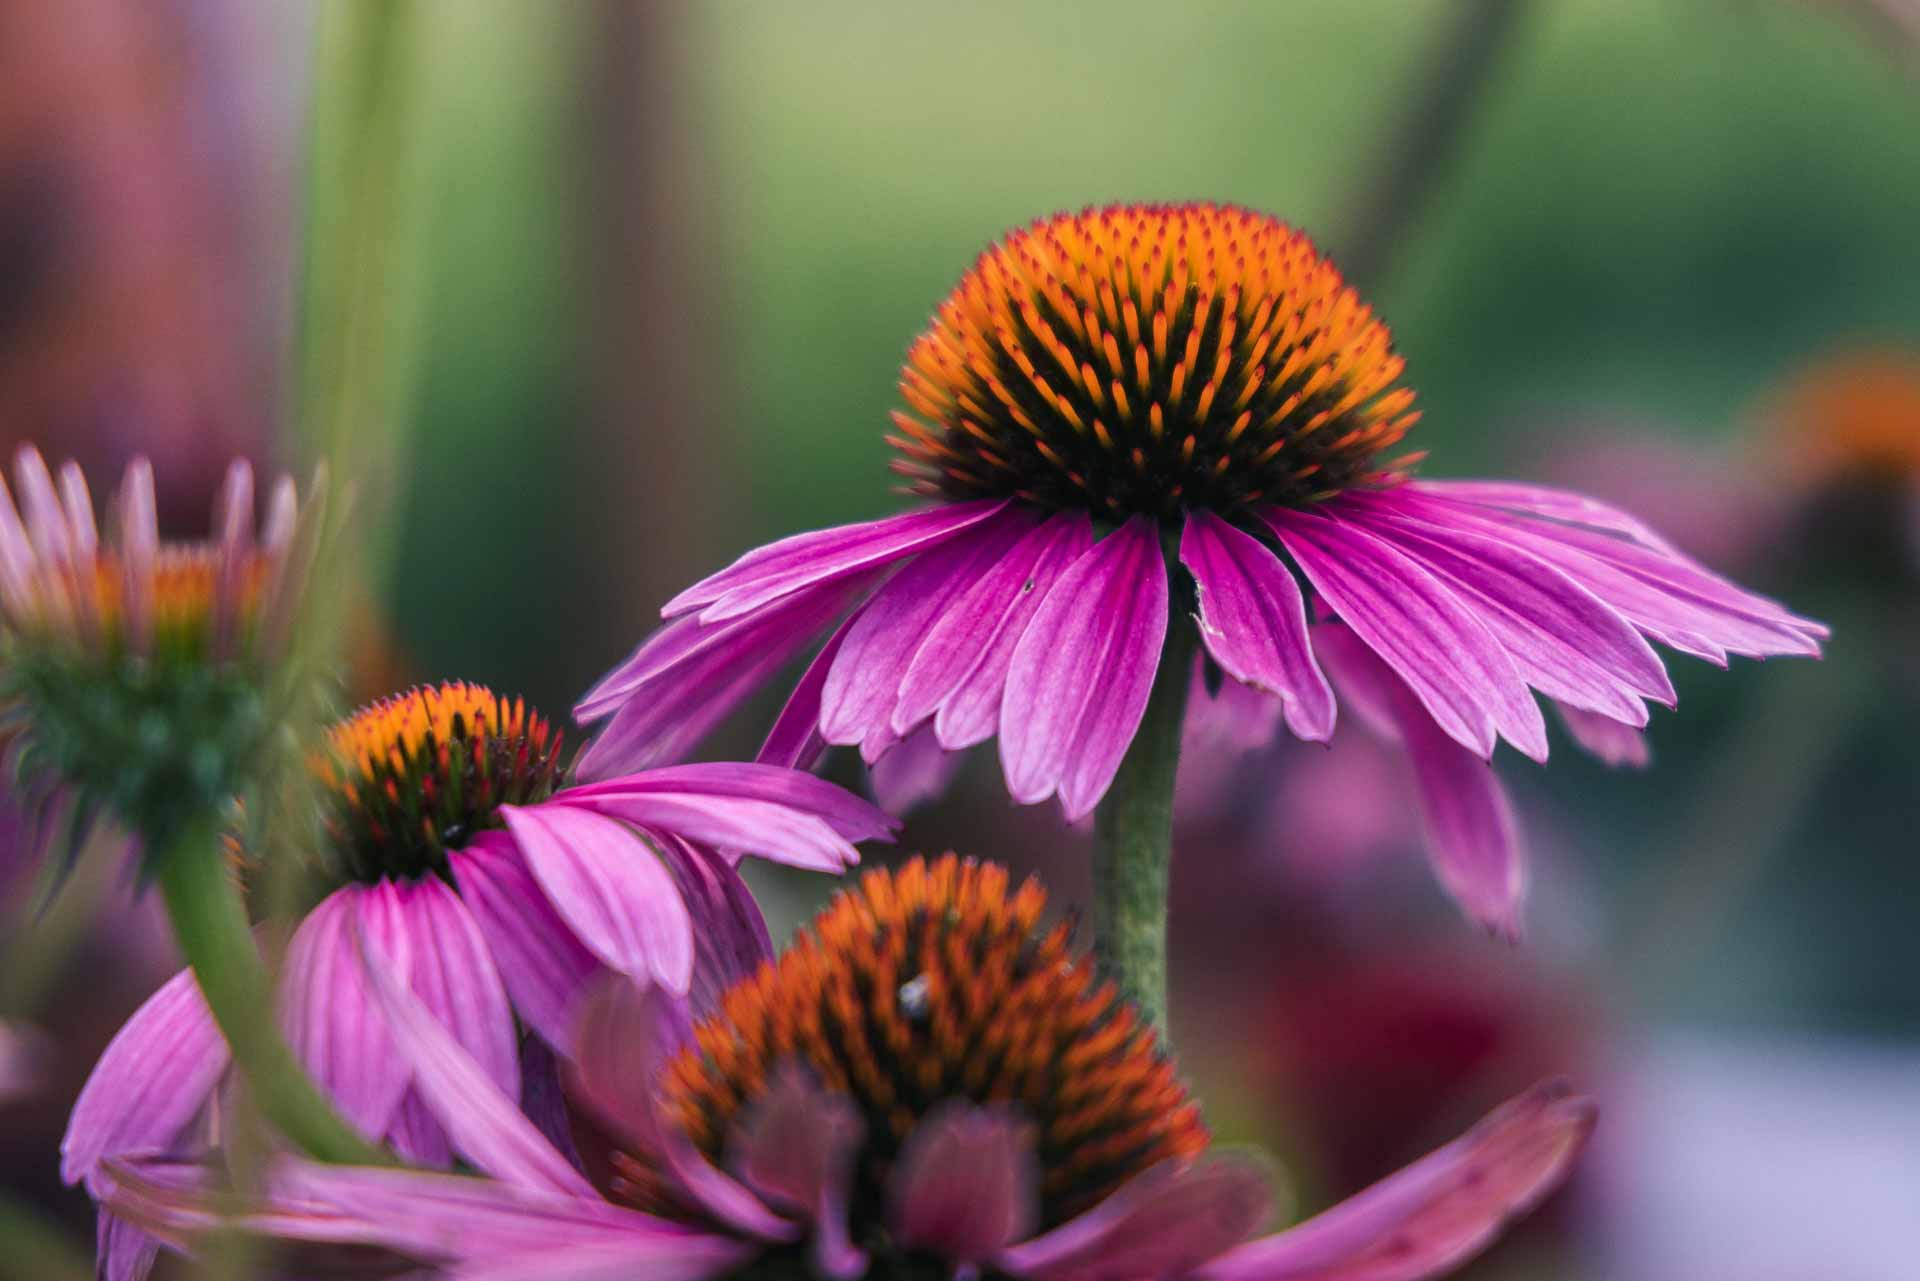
top-left (1091, 605), bottom-right (1198, 1039)
top-left (153, 819), bottom-right (385, 1166)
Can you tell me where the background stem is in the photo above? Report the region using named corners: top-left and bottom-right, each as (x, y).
top-left (153, 821), bottom-right (384, 1166)
top-left (1091, 605), bottom-right (1197, 1040)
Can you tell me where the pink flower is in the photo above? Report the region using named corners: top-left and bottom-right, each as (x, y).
top-left (577, 205), bottom-right (1824, 936)
top-left (0, 447), bottom-right (320, 877)
top-left (63, 680), bottom-right (894, 1279)
top-left (99, 856), bottom-right (1594, 1281)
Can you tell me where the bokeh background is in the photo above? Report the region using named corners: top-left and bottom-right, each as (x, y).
top-left (3, 1), bottom-right (1918, 1277)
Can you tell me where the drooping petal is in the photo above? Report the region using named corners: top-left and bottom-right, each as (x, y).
top-left (502, 803), bottom-right (695, 995)
top-left (870, 727), bottom-right (966, 815)
top-left (96, 1210), bottom-right (160, 1281)
top-left (648, 833), bottom-right (775, 1019)
top-left (574, 579), bottom-right (864, 781)
top-left (728, 1063), bottom-right (867, 1280)
top-left (1339, 493), bottom-right (1673, 718)
top-left (1179, 510), bottom-right (1335, 743)
top-left (381, 877), bottom-right (521, 1115)
top-left (62, 967), bottom-right (230, 1187)
top-left (895, 511), bottom-right (1094, 749)
top-left (101, 1154), bottom-right (740, 1273)
top-left (451, 832), bottom-right (604, 1053)
top-left (1555, 702), bottom-right (1651, 768)
top-left (1410, 479), bottom-right (1685, 554)
top-left (1194, 1083), bottom-right (1595, 1281)
top-left (890, 1103), bottom-right (1038, 1264)
top-left (1316, 626), bottom-right (1526, 940)
top-left (564, 762), bottom-right (897, 845)
top-left (1266, 507), bottom-right (1546, 761)
top-left (1001, 516), bottom-right (1170, 820)
top-left (568, 977), bottom-right (794, 1243)
top-left (758, 605), bottom-right (865, 771)
top-left (277, 884), bottom-right (410, 1142)
top-left (557, 790), bottom-right (862, 876)
top-left (997, 1154), bottom-right (1272, 1281)
top-left (356, 923), bottom-right (593, 1197)
top-left (665, 499), bottom-right (1010, 623)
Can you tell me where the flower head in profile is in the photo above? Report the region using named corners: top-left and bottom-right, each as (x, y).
top-left (0, 448), bottom-right (319, 875)
top-left (578, 203), bottom-right (1825, 931)
top-left (100, 855), bottom-right (1594, 1281)
top-left (64, 680), bottom-right (894, 1276)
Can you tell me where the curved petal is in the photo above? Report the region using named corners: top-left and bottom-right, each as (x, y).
top-left (1180, 510), bottom-right (1335, 743)
top-left (890, 1103), bottom-right (1038, 1263)
top-left (1555, 702), bottom-right (1651, 769)
top-left (1001, 516), bottom-right (1170, 820)
top-left (279, 884), bottom-right (410, 1142)
top-left (565, 762), bottom-right (896, 845)
top-left (569, 977), bottom-right (794, 1243)
top-left (648, 833), bottom-right (774, 1019)
top-left (380, 878), bottom-right (520, 1112)
top-left (997, 1153), bottom-right (1272, 1281)
top-left (97, 1210), bottom-right (160, 1281)
top-left (1316, 626), bottom-right (1526, 940)
top-left (821, 506), bottom-right (1040, 759)
top-left (1338, 493), bottom-right (1672, 717)
top-left (557, 790), bottom-right (860, 876)
top-left (870, 726), bottom-right (966, 816)
top-left (890, 511), bottom-right (1093, 750)
top-left (758, 604), bottom-right (865, 771)
top-left (502, 804), bottom-right (695, 995)
top-left (62, 967), bottom-right (230, 1186)
top-left (450, 832), bottom-right (604, 1053)
top-left (1194, 1083), bottom-right (1595, 1281)
top-left (1265, 508), bottom-right (1545, 761)
top-left (356, 922), bottom-right (594, 1197)
top-left (665, 499), bottom-right (1010, 623)
top-left (728, 1063), bottom-right (866, 1280)
top-left (1409, 479), bottom-right (1685, 554)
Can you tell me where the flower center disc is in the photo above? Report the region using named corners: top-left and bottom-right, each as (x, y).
top-left (661, 855), bottom-right (1208, 1243)
top-left (313, 681), bottom-right (561, 884)
top-left (890, 202), bottom-right (1421, 520)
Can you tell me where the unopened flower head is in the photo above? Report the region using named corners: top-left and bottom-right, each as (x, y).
top-left (97, 854), bottom-right (1596, 1281)
top-left (0, 448), bottom-right (319, 865)
top-left (582, 202), bottom-right (1827, 935)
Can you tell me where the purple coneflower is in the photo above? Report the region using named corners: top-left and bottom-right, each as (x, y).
top-left (100, 855), bottom-right (1594, 1281)
top-left (64, 679), bottom-right (893, 1277)
top-left (0, 447), bottom-right (317, 875)
top-left (579, 203), bottom-right (1825, 942)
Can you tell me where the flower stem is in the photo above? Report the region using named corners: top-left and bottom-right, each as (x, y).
top-left (1091, 604), bottom-right (1197, 1040)
top-left (153, 820), bottom-right (385, 1166)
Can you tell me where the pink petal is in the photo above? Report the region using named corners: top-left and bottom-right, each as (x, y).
top-left (997, 1154), bottom-right (1272, 1281)
top-left (62, 967), bottom-right (230, 1187)
top-left (870, 726), bottom-right (966, 815)
top-left (569, 978), bottom-right (794, 1243)
top-left (451, 832), bottom-right (605, 1052)
top-left (565, 761), bottom-right (897, 845)
top-left (648, 833), bottom-right (774, 1019)
top-left (210, 459), bottom-right (254, 658)
top-left (758, 605), bottom-right (865, 771)
top-left (1316, 626), bottom-right (1526, 940)
top-left (1555, 702), bottom-right (1651, 769)
top-left (96, 1211), bottom-right (159, 1281)
top-left (115, 458), bottom-right (158, 656)
top-left (558, 790), bottom-right (861, 876)
top-left (502, 803), bottom-right (695, 995)
top-left (1340, 493), bottom-right (1672, 719)
top-left (1409, 479), bottom-right (1684, 554)
top-left (356, 921), bottom-right (594, 1197)
top-left (895, 511), bottom-right (1093, 749)
top-left (1001, 517), bottom-right (1170, 821)
top-left (1195, 1083), bottom-right (1595, 1281)
top-left (0, 466), bottom-right (41, 620)
top-left (890, 1103), bottom-right (1038, 1263)
top-left (1266, 508), bottom-right (1545, 761)
top-left (665, 499), bottom-right (1009, 623)
top-left (820, 508), bottom-right (1039, 759)
top-left (728, 1063), bottom-right (866, 1280)
top-left (381, 878), bottom-right (520, 1110)
top-left (278, 884), bottom-right (411, 1141)
top-left (1179, 510), bottom-right (1335, 743)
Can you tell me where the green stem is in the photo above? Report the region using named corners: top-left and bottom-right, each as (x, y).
top-left (1091, 604), bottom-right (1198, 1040)
top-left (153, 820), bottom-right (385, 1166)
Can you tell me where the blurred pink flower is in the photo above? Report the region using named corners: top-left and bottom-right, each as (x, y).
top-left (580, 207), bottom-right (1823, 942)
top-left (102, 857), bottom-right (1594, 1281)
